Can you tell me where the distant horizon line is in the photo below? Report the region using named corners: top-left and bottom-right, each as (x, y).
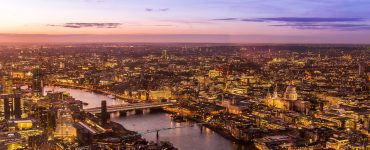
top-left (1, 42), bottom-right (369, 46)
top-left (1, 33), bottom-right (370, 44)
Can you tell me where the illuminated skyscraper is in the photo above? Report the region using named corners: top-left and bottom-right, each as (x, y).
top-left (2, 76), bottom-right (13, 94)
top-left (54, 108), bottom-right (77, 139)
top-left (32, 68), bottom-right (44, 97)
top-left (162, 49), bottom-right (169, 61)
top-left (0, 75), bottom-right (22, 120)
top-left (1, 94), bottom-right (22, 120)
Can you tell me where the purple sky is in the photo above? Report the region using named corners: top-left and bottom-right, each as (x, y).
top-left (1, 0), bottom-right (370, 43)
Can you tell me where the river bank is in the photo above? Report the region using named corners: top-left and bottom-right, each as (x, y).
top-left (111, 112), bottom-right (245, 150)
top-left (162, 108), bottom-right (256, 149)
top-left (47, 83), bottom-right (136, 103)
top-left (45, 86), bottom-right (248, 150)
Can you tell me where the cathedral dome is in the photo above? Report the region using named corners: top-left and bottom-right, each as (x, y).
top-left (285, 85), bottom-right (296, 93)
top-left (284, 85), bottom-right (298, 101)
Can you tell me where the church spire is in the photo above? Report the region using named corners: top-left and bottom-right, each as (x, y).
top-left (273, 83), bottom-right (278, 98)
top-left (266, 88), bottom-right (271, 99)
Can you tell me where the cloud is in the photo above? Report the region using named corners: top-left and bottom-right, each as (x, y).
top-left (145, 8), bottom-right (153, 12)
top-left (214, 17), bottom-right (370, 30)
top-left (213, 17), bottom-right (366, 23)
top-left (241, 17), bottom-right (365, 23)
top-left (48, 23), bottom-right (122, 28)
top-left (159, 8), bottom-right (169, 12)
top-left (213, 18), bottom-right (238, 21)
top-left (270, 23), bottom-right (370, 31)
top-left (145, 8), bottom-right (169, 12)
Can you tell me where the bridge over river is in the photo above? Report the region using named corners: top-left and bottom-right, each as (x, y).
top-left (84, 102), bottom-right (174, 114)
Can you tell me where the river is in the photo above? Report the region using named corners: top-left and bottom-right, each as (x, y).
top-left (44, 86), bottom-right (251, 150)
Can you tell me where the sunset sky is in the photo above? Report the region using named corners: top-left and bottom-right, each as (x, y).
top-left (1, 0), bottom-right (370, 43)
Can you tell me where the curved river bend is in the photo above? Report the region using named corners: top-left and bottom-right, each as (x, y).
top-left (44, 86), bottom-right (249, 150)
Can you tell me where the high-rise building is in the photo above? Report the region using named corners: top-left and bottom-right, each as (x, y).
top-left (54, 108), bottom-right (77, 139)
top-left (358, 62), bottom-right (365, 76)
top-left (32, 68), bottom-right (44, 97)
top-left (14, 97), bottom-right (21, 119)
top-left (0, 75), bottom-right (21, 119)
top-left (2, 76), bottom-right (13, 94)
top-left (162, 50), bottom-right (169, 61)
top-left (59, 62), bottom-right (65, 69)
top-left (3, 97), bottom-right (10, 119)
top-left (35, 106), bottom-right (57, 134)
top-left (1, 94), bottom-right (22, 120)
top-left (101, 100), bottom-right (108, 125)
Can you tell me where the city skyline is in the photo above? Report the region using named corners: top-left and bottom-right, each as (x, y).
top-left (0, 44), bottom-right (368, 149)
top-left (1, 0), bottom-right (370, 43)
top-left (0, 1), bottom-right (369, 149)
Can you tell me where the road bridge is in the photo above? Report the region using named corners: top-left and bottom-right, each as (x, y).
top-left (84, 102), bottom-right (173, 114)
top-left (120, 121), bottom-right (212, 140)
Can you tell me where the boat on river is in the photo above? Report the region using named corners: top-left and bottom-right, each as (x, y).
top-left (107, 95), bottom-right (115, 99)
top-left (170, 114), bottom-right (186, 123)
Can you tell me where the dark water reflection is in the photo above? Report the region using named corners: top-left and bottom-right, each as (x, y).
top-left (111, 112), bottom-right (250, 150)
top-left (45, 86), bottom-right (251, 150)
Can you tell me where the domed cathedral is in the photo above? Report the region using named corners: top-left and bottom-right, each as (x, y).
top-left (284, 85), bottom-right (298, 101)
top-left (282, 85), bottom-right (298, 111)
top-left (264, 83), bottom-right (288, 110)
top-left (264, 84), bottom-right (310, 114)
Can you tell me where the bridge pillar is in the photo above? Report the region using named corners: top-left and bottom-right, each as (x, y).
top-left (119, 111), bottom-right (126, 116)
top-left (126, 110), bottom-right (136, 116)
top-left (109, 112), bottom-right (120, 118)
top-left (150, 107), bottom-right (163, 112)
top-left (143, 108), bottom-right (151, 114)
top-left (135, 109), bottom-right (143, 114)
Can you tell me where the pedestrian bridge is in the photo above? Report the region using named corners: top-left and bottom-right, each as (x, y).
top-left (84, 102), bottom-right (174, 114)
